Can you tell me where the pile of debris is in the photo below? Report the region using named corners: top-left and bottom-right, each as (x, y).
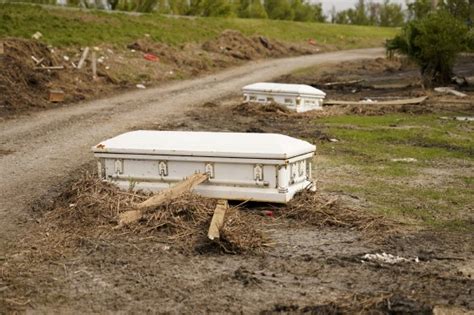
top-left (42, 172), bottom-right (269, 254)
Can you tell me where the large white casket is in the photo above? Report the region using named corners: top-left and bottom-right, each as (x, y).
top-left (92, 131), bottom-right (316, 203)
top-left (242, 82), bottom-right (326, 112)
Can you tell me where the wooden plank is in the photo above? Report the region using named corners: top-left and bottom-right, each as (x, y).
top-left (208, 200), bottom-right (228, 240)
top-left (324, 96), bottom-right (427, 106)
top-left (77, 47), bottom-right (89, 69)
top-left (34, 66), bottom-right (64, 70)
top-left (116, 173), bottom-right (209, 228)
top-left (91, 51), bottom-right (97, 80)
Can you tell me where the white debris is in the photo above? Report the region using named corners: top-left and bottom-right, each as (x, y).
top-left (455, 116), bottom-right (474, 122)
top-left (93, 46), bottom-right (100, 51)
top-left (32, 31), bottom-right (43, 40)
top-left (136, 84), bottom-right (146, 89)
top-left (434, 87), bottom-right (467, 98)
top-left (63, 56), bottom-right (70, 61)
top-left (130, 49), bottom-right (136, 53)
top-left (105, 66), bottom-right (110, 70)
top-left (362, 252), bottom-right (419, 264)
top-left (106, 49), bottom-right (114, 54)
top-left (329, 138), bottom-right (339, 143)
top-left (98, 56), bottom-right (105, 63)
top-left (391, 158), bottom-right (417, 163)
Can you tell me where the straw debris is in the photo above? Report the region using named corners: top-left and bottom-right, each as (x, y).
top-left (279, 191), bottom-right (392, 233)
top-left (42, 172), bottom-right (268, 254)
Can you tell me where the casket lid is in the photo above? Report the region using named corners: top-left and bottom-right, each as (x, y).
top-left (93, 131), bottom-right (315, 159)
top-left (242, 82), bottom-right (326, 97)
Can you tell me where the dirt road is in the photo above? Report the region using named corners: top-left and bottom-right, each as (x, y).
top-left (0, 48), bottom-right (383, 244)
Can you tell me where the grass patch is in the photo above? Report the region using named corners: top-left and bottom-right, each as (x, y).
top-left (0, 3), bottom-right (397, 48)
top-left (316, 113), bottom-right (474, 231)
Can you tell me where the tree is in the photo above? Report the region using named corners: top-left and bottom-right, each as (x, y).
top-left (386, 10), bottom-right (468, 85)
top-left (379, 0), bottom-right (404, 26)
top-left (264, 0), bottom-right (294, 20)
top-left (200, 0), bottom-right (232, 16)
top-left (406, 0), bottom-right (432, 20)
top-left (169, 0), bottom-right (190, 14)
top-left (438, 0), bottom-right (471, 21)
top-left (248, 0), bottom-right (268, 18)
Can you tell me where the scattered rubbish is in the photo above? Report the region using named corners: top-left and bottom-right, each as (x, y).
top-left (71, 61), bottom-right (77, 68)
top-left (451, 75), bottom-right (466, 86)
top-left (63, 55), bottom-right (69, 61)
top-left (242, 82), bottom-right (326, 112)
top-left (329, 138), bottom-right (339, 143)
top-left (391, 158), bottom-right (417, 163)
top-left (208, 199), bottom-right (228, 240)
top-left (325, 96), bottom-right (427, 106)
top-left (362, 252), bottom-right (419, 264)
top-left (363, 98), bottom-right (376, 103)
top-left (106, 48), bottom-right (114, 54)
top-left (455, 116), bottom-right (474, 122)
top-left (31, 56), bottom-right (44, 66)
top-left (93, 46), bottom-right (100, 51)
top-left (262, 210), bottom-right (274, 217)
top-left (31, 31), bottom-right (43, 40)
top-left (92, 131), bottom-right (316, 203)
top-left (48, 89), bottom-right (65, 103)
top-left (324, 79), bottom-right (363, 87)
top-left (130, 49), bottom-right (136, 53)
top-left (77, 47), bottom-right (90, 69)
top-left (136, 84), bottom-right (146, 89)
top-left (35, 66), bottom-right (64, 71)
top-left (144, 53), bottom-right (159, 62)
top-left (105, 66), bottom-right (110, 70)
top-left (434, 87), bottom-right (467, 98)
top-left (144, 33), bottom-right (151, 38)
top-left (97, 56), bottom-right (105, 63)
top-left (162, 245), bottom-right (170, 251)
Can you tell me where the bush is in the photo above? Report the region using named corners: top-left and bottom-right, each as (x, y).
top-left (386, 10), bottom-right (468, 86)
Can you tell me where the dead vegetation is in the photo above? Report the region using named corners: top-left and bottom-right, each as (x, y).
top-left (40, 172), bottom-right (270, 255)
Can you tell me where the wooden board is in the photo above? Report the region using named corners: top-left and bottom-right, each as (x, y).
top-left (324, 96), bottom-right (428, 106)
top-left (116, 173), bottom-right (209, 228)
top-left (208, 200), bottom-right (228, 240)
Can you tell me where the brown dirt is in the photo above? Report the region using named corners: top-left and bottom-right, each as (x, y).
top-left (0, 31), bottom-right (321, 118)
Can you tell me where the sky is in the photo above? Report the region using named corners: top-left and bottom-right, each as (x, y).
top-left (312, 0), bottom-right (406, 14)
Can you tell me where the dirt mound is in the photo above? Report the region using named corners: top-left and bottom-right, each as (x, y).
top-left (40, 172), bottom-right (269, 255)
top-left (202, 30), bottom-right (316, 60)
top-left (0, 38), bottom-right (57, 115)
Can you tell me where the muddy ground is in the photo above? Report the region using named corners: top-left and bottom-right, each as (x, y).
top-left (0, 31), bottom-right (320, 119)
top-left (1, 58), bottom-right (473, 314)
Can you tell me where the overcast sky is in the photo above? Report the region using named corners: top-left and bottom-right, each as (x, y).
top-left (312, 0), bottom-right (406, 14)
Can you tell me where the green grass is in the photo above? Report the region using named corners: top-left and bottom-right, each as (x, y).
top-left (0, 3), bottom-right (397, 48)
top-left (316, 113), bottom-right (474, 231)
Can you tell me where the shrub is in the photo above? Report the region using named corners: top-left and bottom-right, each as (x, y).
top-left (386, 10), bottom-right (468, 86)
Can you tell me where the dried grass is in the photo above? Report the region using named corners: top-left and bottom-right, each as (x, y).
top-left (42, 172), bottom-right (269, 254)
top-left (278, 191), bottom-right (392, 233)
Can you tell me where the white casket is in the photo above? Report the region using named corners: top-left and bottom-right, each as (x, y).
top-left (242, 82), bottom-right (326, 112)
top-left (92, 131), bottom-right (316, 203)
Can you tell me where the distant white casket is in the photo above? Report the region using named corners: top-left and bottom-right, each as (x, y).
top-left (92, 131), bottom-right (316, 203)
top-left (242, 82), bottom-right (326, 112)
